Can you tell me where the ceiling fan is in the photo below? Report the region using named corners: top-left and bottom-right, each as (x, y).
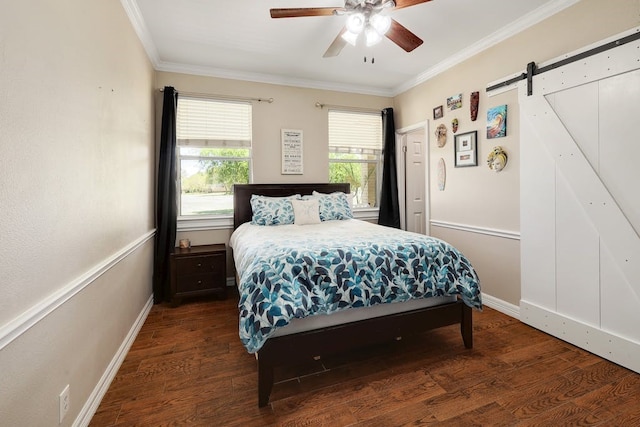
top-left (270, 0), bottom-right (430, 58)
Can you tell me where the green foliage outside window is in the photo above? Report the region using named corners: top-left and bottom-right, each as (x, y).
top-left (329, 153), bottom-right (377, 207)
top-left (188, 148), bottom-right (249, 194)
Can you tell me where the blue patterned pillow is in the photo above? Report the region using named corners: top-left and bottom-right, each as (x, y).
top-left (250, 194), bottom-right (300, 226)
top-left (311, 191), bottom-right (353, 221)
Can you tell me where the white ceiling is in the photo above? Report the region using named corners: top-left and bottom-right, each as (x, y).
top-left (123, 0), bottom-right (578, 96)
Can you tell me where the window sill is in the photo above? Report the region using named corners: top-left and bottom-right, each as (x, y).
top-left (352, 208), bottom-right (379, 222)
top-left (177, 215), bottom-right (233, 231)
top-left (177, 208), bottom-right (379, 231)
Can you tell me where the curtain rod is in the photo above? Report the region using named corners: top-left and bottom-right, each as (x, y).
top-left (159, 88), bottom-right (274, 103)
top-left (315, 102), bottom-right (380, 114)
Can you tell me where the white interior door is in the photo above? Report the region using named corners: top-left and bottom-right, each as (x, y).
top-left (405, 127), bottom-right (426, 234)
top-left (396, 124), bottom-right (428, 234)
top-left (519, 29), bottom-right (640, 373)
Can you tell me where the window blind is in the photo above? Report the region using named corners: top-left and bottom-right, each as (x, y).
top-left (177, 97), bottom-right (252, 148)
top-left (328, 110), bottom-right (382, 153)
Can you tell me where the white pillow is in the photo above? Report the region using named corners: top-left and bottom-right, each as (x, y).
top-left (292, 198), bottom-right (321, 225)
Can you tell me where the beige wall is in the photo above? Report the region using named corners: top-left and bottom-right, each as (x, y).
top-left (156, 71), bottom-right (393, 183)
top-left (0, 1), bottom-right (155, 426)
top-left (394, 0), bottom-right (640, 306)
top-left (0, 1), bottom-right (636, 424)
top-left (156, 72), bottom-right (393, 272)
top-left (159, 0), bottom-right (639, 306)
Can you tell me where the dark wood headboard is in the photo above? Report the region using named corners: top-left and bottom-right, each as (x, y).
top-left (233, 183), bottom-right (350, 229)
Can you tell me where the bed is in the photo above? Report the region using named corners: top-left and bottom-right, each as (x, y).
top-left (230, 183), bottom-right (482, 407)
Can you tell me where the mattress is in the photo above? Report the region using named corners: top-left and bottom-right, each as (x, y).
top-left (230, 219), bottom-right (482, 353)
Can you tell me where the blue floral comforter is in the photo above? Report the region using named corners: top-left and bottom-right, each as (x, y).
top-left (230, 219), bottom-right (482, 353)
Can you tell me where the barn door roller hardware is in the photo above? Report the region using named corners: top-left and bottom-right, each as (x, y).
top-left (486, 30), bottom-right (640, 96)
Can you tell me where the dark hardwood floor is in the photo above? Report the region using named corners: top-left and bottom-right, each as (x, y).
top-left (90, 290), bottom-right (640, 426)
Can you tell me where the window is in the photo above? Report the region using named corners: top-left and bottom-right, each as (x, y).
top-left (176, 97), bottom-right (252, 217)
top-left (328, 110), bottom-right (382, 208)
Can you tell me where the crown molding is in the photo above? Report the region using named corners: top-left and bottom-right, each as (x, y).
top-left (155, 61), bottom-right (396, 97)
top-left (122, 0), bottom-right (578, 98)
top-left (120, 0), bottom-right (160, 66)
top-left (391, 0), bottom-right (580, 95)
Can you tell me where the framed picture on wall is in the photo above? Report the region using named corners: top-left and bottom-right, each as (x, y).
top-left (447, 93), bottom-right (462, 110)
top-left (433, 105), bottom-right (443, 119)
top-left (487, 104), bottom-right (507, 138)
top-left (454, 131), bottom-right (478, 167)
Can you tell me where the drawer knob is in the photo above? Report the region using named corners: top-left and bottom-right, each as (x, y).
top-left (197, 263), bottom-right (202, 267)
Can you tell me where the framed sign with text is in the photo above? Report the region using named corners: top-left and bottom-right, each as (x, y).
top-left (281, 129), bottom-right (303, 174)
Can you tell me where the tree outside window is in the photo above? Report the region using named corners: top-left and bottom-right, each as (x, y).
top-left (176, 97), bottom-right (252, 217)
top-left (328, 110), bottom-right (382, 208)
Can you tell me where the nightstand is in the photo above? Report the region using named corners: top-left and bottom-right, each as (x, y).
top-left (170, 243), bottom-right (226, 306)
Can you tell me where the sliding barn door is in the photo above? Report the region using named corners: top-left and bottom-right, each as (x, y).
top-left (519, 29), bottom-right (640, 373)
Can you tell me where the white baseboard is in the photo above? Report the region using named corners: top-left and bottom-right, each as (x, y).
top-left (75, 295), bottom-right (154, 427)
top-left (520, 300), bottom-right (640, 374)
top-left (481, 293), bottom-right (520, 319)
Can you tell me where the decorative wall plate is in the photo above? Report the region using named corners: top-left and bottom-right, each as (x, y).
top-left (437, 158), bottom-right (446, 190)
top-left (487, 146), bottom-right (508, 172)
top-left (435, 124), bottom-right (447, 147)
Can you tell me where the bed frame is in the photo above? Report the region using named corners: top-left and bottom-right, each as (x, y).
top-left (233, 183), bottom-right (473, 407)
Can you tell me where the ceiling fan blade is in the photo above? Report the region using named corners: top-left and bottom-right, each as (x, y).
top-left (392, 0), bottom-right (432, 10)
top-left (386, 19), bottom-right (423, 52)
top-left (270, 7), bottom-right (340, 18)
top-left (323, 28), bottom-right (348, 58)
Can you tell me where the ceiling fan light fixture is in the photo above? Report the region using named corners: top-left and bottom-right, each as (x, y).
top-left (341, 30), bottom-right (359, 46)
top-left (365, 25), bottom-right (383, 47)
top-left (345, 12), bottom-right (365, 34)
top-left (380, 0), bottom-right (396, 9)
top-left (369, 13), bottom-right (391, 35)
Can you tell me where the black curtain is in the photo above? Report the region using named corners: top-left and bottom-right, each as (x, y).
top-left (153, 87), bottom-right (178, 303)
top-left (378, 107), bottom-right (400, 228)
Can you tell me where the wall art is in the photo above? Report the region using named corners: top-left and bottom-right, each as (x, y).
top-left (281, 129), bottom-right (303, 174)
top-left (437, 158), bottom-right (446, 191)
top-left (470, 91), bottom-right (479, 121)
top-left (447, 93), bottom-right (462, 110)
top-left (487, 105), bottom-right (507, 139)
top-left (435, 123), bottom-right (447, 148)
top-left (487, 146), bottom-right (508, 172)
top-left (451, 118), bottom-right (459, 133)
top-left (454, 131), bottom-right (477, 167)
top-left (433, 105), bottom-right (443, 119)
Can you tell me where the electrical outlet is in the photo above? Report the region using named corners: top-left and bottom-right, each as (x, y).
top-left (59, 384), bottom-right (70, 424)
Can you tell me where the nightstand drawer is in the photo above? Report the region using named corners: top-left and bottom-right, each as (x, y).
top-left (175, 254), bottom-right (223, 277)
top-left (176, 273), bottom-right (217, 293)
